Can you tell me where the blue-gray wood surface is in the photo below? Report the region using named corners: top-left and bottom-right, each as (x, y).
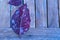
top-left (36, 0), bottom-right (47, 28)
top-left (0, 0), bottom-right (60, 40)
top-left (48, 0), bottom-right (59, 28)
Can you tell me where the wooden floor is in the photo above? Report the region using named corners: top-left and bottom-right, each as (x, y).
top-left (0, 28), bottom-right (60, 40)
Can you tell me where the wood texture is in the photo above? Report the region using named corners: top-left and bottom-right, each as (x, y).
top-left (36, 0), bottom-right (47, 28)
top-left (48, 0), bottom-right (59, 28)
top-left (0, 0), bottom-right (10, 28)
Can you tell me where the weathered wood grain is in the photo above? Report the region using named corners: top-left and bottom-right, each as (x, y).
top-left (59, 0), bottom-right (60, 27)
top-left (36, 0), bottom-right (47, 28)
top-left (0, 28), bottom-right (60, 39)
top-left (48, 0), bottom-right (59, 28)
top-left (0, 0), bottom-right (10, 28)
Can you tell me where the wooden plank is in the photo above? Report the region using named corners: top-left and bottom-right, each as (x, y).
top-left (0, 28), bottom-right (60, 37)
top-left (59, 0), bottom-right (60, 27)
top-left (48, 0), bottom-right (59, 28)
top-left (36, 0), bottom-right (47, 28)
top-left (24, 0), bottom-right (35, 28)
top-left (0, 0), bottom-right (10, 28)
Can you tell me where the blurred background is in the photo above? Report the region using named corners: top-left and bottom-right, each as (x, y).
top-left (0, 0), bottom-right (60, 40)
